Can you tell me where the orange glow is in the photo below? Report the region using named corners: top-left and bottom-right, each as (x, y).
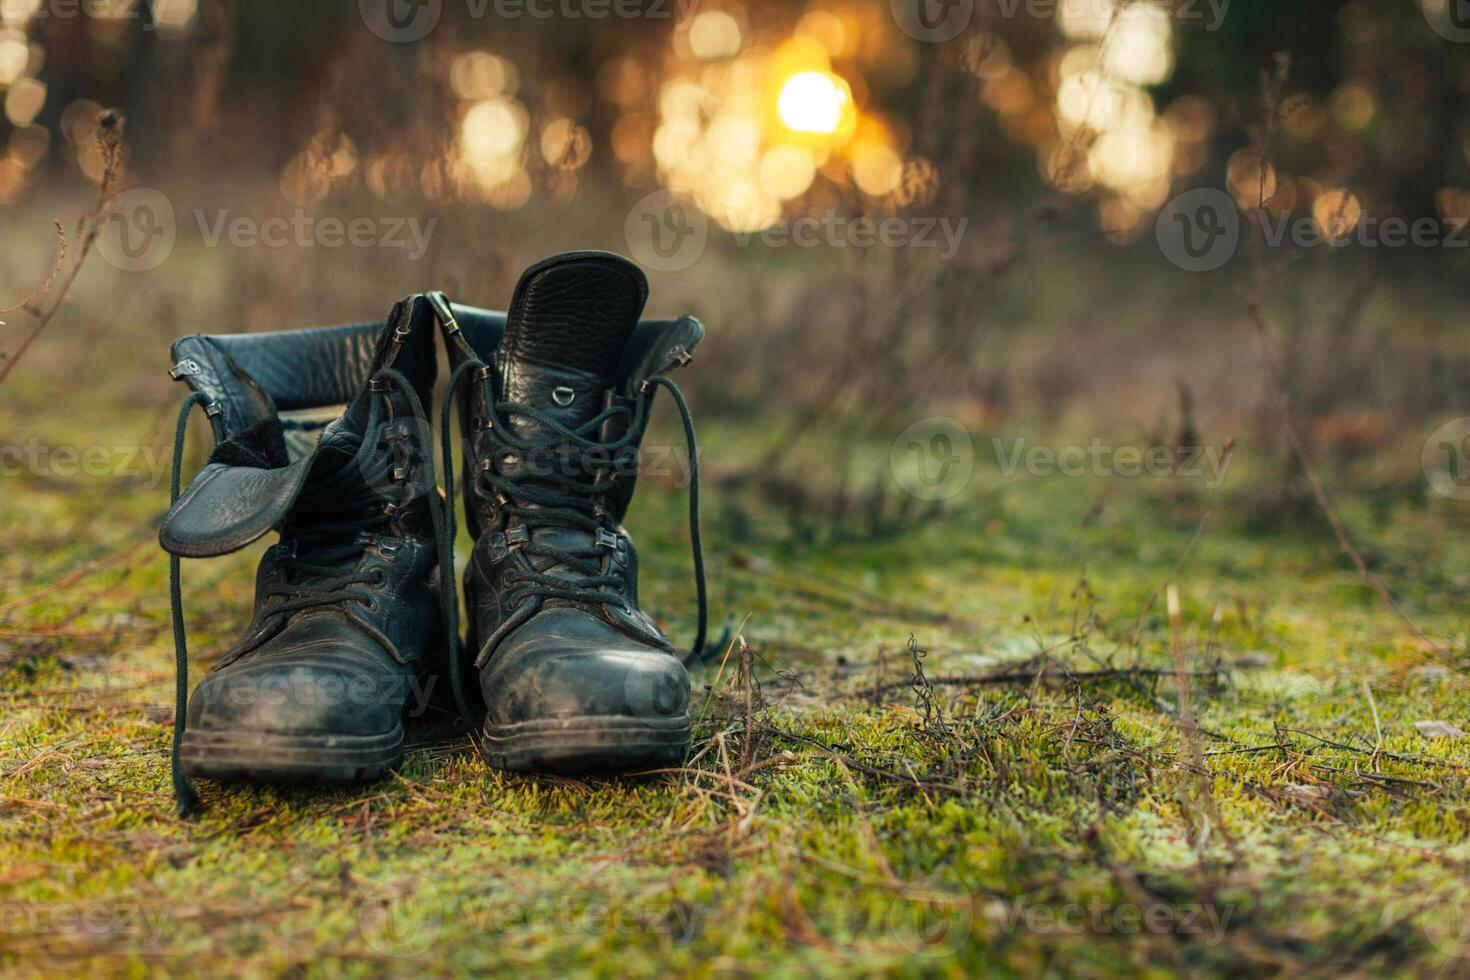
top-left (776, 71), bottom-right (849, 134)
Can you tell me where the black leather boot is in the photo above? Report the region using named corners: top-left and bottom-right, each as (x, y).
top-left (160, 296), bottom-right (462, 813)
top-left (433, 252), bottom-right (710, 773)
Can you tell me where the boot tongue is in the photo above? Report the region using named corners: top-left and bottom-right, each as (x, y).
top-left (496, 252), bottom-right (648, 437)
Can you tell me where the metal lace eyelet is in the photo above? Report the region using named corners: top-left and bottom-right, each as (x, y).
top-left (369, 567), bottom-right (388, 586)
top-left (363, 596), bottom-right (380, 613)
top-left (552, 386), bottom-right (575, 407)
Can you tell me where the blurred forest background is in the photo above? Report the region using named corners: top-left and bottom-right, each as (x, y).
top-left (3, 3), bottom-right (1470, 974)
top-left (0, 0), bottom-right (1467, 542)
top-left (0, 0), bottom-right (1466, 521)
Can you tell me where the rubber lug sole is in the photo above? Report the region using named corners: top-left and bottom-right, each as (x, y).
top-left (179, 725), bottom-right (404, 783)
top-left (481, 714), bottom-right (691, 773)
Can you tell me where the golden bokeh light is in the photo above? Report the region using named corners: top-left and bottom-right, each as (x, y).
top-left (1105, 5), bottom-right (1173, 86)
top-left (1331, 83), bottom-right (1375, 130)
top-left (0, 0), bottom-right (41, 28)
top-left (0, 32), bottom-right (28, 85)
top-left (1059, 0), bottom-right (1116, 39)
top-left (4, 76), bottom-right (44, 127)
top-left (852, 142), bottom-right (903, 196)
top-left (758, 143), bottom-right (816, 200)
top-left (540, 118), bottom-right (592, 170)
top-left (1226, 149), bottom-right (1277, 209)
top-left (776, 71), bottom-right (850, 134)
top-left (1312, 187), bottom-right (1362, 242)
top-left (687, 10), bottom-right (743, 60)
top-left (462, 97), bottom-right (527, 159)
top-left (451, 51), bottom-right (516, 101)
top-left (7, 123), bottom-right (46, 170)
top-left (1280, 93), bottom-right (1325, 139)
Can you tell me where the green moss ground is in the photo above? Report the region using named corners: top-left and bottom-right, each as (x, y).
top-left (2, 274), bottom-right (1469, 977)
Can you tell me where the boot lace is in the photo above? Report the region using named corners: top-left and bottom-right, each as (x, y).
top-left (168, 365), bottom-right (461, 817)
top-left (432, 296), bottom-right (718, 740)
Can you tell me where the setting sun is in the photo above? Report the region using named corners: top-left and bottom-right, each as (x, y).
top-left (775, 70), bottom-right (849, 134)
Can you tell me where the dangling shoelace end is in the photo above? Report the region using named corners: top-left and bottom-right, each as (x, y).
top-left (682, 613), bottom-right (736, 668)
top-left (168, 391), bottom-right (212, 819)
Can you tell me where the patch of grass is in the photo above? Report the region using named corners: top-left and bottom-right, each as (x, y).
top-left (4, 388), bottom-right (1470, 978)
top-left (3, 262), bottom-right (1469, 976)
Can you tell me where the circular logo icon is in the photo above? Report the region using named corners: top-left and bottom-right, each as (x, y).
top-left (623, 642), bottom-right (692, 723)
top-left (889, 417), bottom-right (973, 501)
top-left (1417, 894), bottom-right (1470, 959)
top-left (1422, 0), bottom-right (1470, 42)
top-left (1155, 188), bottom-right (1239, 272)
top-left (358, 876), bottom-right (443, 957)
top-left (1423, 416), bottom-right (1470, 501)
top-left (881, 881), bottom-right (973, 958)
top-left (891, 0), bottom-right (974, 43)
top-left (624, 189), bottom-right (708, 273)
top-left (96, 187), bottom-right (175, 272)
top-left (360, 0), bottom-right (442, 43)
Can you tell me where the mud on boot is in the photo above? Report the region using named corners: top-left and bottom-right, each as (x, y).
top-left (433, 251), bottom-right (712, 774)
top-left (160, 296), bottom-right (463, 812)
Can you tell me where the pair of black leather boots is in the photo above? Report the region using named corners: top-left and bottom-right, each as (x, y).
top-left (160, 252), bottom-right (709, 814)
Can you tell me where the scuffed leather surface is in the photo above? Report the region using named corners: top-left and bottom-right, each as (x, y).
top-left (218, 534), bottom-right (439, 670)
top-left (160, 457), bottom-right (316, 558)
top-left (173, 296), bottom-right (446, 748)
top-left (449, 253), bottom-right (704, 735)
top-left (164, 297), bottom-right (441, 557)
top-left (478, 608), bottom-right (688, 724)
top-left (185, 613), bottom-right (411, 738)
